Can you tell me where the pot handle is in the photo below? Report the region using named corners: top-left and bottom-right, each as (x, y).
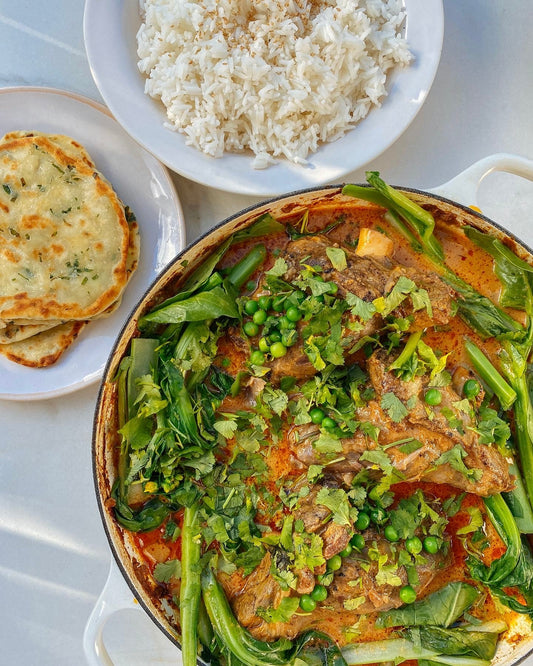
top-left (83, 558), bottom-right (139, 666)
top-left (427, 153), bottom-right (533, 207)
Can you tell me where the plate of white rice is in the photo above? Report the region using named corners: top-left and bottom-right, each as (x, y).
top-left (84, 0), bottom-right (443, 196)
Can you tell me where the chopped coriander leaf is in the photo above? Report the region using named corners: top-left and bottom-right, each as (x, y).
top-left (380, 392), bottom-right (409, 422)
top-left (257, 596), bottom-right (300, 623)
top-left (153, 559), bottom-right (182, 583)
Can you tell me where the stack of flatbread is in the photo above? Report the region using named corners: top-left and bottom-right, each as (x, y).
top-left (0, 131), bottom-right (139, 367)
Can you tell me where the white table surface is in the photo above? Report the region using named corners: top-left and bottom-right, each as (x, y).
top-left (1, 1), bottom-right (532, 665)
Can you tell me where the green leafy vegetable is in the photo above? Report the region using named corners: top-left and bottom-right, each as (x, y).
top-left (434, 445), bottom-right (482, 482)
top-left (405, 626), bottom-right (499, 661)
top-left (341, 621), bottom-right (504, 666)
top-left (376, 582), bottom-right (480, 629)
top-left (140, 284), bottom-right (239, 324)
top-left (464, 226), bottom-right (533, 309)
top-left (257, 597), bottom-right (300, 624)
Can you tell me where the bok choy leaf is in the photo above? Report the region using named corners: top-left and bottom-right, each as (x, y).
top-left (467, 493), bottom-right (533, 615)
top-left (140, 283), bottom-right (239, 324)
top-left (376, 582), bottom-right (480, 629)
top-left (464, 226), bottom-right (533, 310)
top-left (404, 626), bottom-right (499, 661)
top-left (341, 620), bottom-right (504, 666)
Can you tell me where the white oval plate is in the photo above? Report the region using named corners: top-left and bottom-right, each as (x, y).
top-left (0, 87), bottom-right (185, 401)
top-left (83, 0), bottom-right (444, 197)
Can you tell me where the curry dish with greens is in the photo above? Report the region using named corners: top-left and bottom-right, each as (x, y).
top-left (109, 174), bottom-right (533, 665)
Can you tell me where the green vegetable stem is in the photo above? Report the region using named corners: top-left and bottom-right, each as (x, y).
top-left (227, 243), bottom-right (267, 288)
top-left (464, 340), bottom-right (516, 410)
top-left (181, 504), bottom-right (202, 666)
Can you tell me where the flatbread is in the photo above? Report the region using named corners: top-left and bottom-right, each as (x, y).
top-left (0, 131), bottom-right (140, 367)
top-left (2, 131), bottom-right (96, 169)
top-left (0, 320), bottom-right (61, 344)
top-left (0, 321), bottom-right (86, 367)
top-left (0, 133), bottom-right (133, 322)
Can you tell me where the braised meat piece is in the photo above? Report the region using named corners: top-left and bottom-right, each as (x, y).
top-left (269, 235), bottom-right (454, 385)
top-left (327, 530), bottom-right (448, 615)
top-left (289, 423), bottom-right (367, 475)
top-left (292, 478), bottom-right (353, 559)
top-left (269, 341), bottom-right (318, 386)
top-left (219, 528), bottom-right (448, 642)
top-left (365, 350), bottom-right (512, 495)
top-left (288, 351), bottom-right (512, 496)
top-left (218, 552), bottom-right (289, 641)
top-left (284, 235), bottom-right (394, 301)
top-left (282, 235), bottom-right (454, 325)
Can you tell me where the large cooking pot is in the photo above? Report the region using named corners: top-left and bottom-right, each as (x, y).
top-left (86, 154), bottom-right (533, 665)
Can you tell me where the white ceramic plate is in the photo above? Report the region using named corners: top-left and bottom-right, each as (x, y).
top-left (0, 87), bottom-right (185, 401)
top-left (83, 0), bottom-right (444, 197)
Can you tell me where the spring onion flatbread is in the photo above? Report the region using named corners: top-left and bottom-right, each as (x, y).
top-left (0, 131), bottom-right (139, 366)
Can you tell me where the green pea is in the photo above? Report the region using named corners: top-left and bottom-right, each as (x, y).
top-left (286, 306), bottom-right (302, 322)
top-left (249, 350), bottom-right (265, 365)
top-left (464, 379), bottom-right (481, 399)
top-left (355, 512), bottom-right (370, 531)
top-left (322, 417), bottom-right (337, 430)
top-left (350, 533), bottom-right (365, 550)
top-left (424, 388), bottom-right (442, 406)
top-left (384, 525), bottom-right (399, 542)
top-left (258, 337), bottom-right (270, 353)
top-left (327, 555), bottom-right (342, 572)
top-left (244, 299), bottom-right (259, 315)
top-left (279, 315), bottom-right (296, 330)
top-left (310, 584), bottom-right (328, 603)
top-left (405, 536), bottom-right (423, 555)
top-left (269, 330), bottom-right (282, 343)
top-left (270, 342), bottom-right (287, 358)
top-left (423, 536), bottom-right (440, 554)
top-left (310, 408), bottom-right (325, 424)
top-left (370, 507), bottom-right (388, 526)
top-left (243, 321), bottom-right (259, 337)
top-left (299, 594), bottom-right (317, 612)
top-left (399, 585), bottom-right (417, 604)
top-left (339, 544), bottom-right (353, 558)
top-left (258, 295), bottom-right (272, 311)
top-left (252, 309), bottom-right (267, 325)
top-left (327, 282), bottom-right (338, 295)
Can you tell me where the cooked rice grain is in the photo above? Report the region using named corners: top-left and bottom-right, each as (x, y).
top-left (137, 0), bottom-right (412, 168)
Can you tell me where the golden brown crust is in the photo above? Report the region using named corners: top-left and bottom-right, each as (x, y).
top-left (0, 320), bottom-right (86, 367)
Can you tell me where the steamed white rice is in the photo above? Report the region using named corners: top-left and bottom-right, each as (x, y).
top-left (137, 0), bottom-right (412, 169)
